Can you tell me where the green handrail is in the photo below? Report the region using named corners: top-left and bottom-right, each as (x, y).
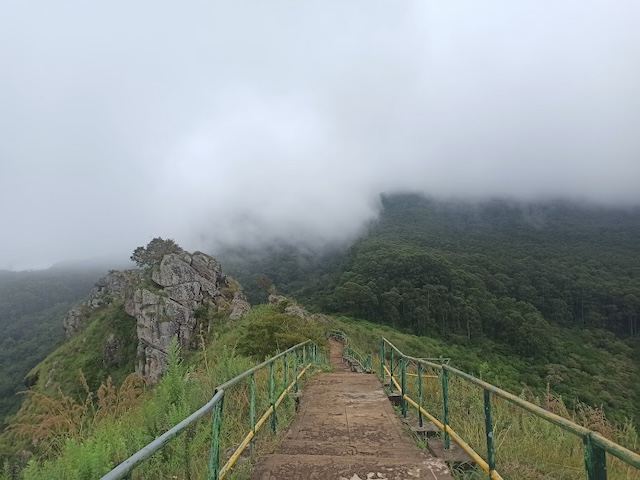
top-left (102, 340), bottom-right (324, 480)
top-left (381, 336), bottom-right (640, 480)
top-left (328, 330), bottom-right (372, 373)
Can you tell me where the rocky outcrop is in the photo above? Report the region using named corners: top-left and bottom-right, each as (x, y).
top-left (62, 250), bottom-right (250, 384)
top-left (284, 304), bottom-right (310, 319)
top-left (268, 294), bottom-right (288, 305)
top-left (268, 294), bottom-right (329, 323)
top-left (124, 251), bottom-right (250, 382)
top-left (103, 334), bottom-right (123, 368)
top-left (63, 270), bottom-right (142, 337)
top-left (89, 270), bottom-right (142, 307)
top-left (62, 304), bottom-right (91, 337)
top-left (230, 290), bottom-right (251, 319)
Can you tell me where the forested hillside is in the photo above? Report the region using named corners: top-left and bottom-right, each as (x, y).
top-left (221, 194), bottom-right (640, 427)
top-left (0, 265), bottom-right (108, 424)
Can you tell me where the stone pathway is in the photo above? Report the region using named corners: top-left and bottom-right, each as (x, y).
top-left (251, 340), bottom-right (454, 480)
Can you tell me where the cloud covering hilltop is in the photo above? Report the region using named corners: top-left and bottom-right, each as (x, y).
top-left (1, 1), bottom-right (639, 268)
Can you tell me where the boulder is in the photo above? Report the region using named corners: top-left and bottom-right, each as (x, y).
top-left (103, 334), bottom-right (123, 368)
top-left (284, 304), bottom-right (310, 319)
top-left (62, 304), bottom-right (90, 337)
top-left (230, 290), bottom-right (251, 319)
top-left (268, 294), bottom-right (288, 305)
top-left (63, 270), bottom-right (142, 336)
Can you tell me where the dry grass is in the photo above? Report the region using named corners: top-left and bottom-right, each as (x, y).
top-left (8, 372), bottom-right (145, 458)
top-left (384, 355), bottom-right (640, 480)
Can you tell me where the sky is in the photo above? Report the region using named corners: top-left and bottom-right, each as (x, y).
top-left (1, 1), bottom-right (639, 269)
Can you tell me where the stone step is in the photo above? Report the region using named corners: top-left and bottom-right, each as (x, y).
top-left (411, 421), bottom-right (441, 438)
top-left (387, 392), bottom-right (402, 407)
top-left (427, 439), bottom-right (476, 471)
top-left (252, 453), bottom-right (453, 479)
top-left (277, 440), bottom-right (401, 457)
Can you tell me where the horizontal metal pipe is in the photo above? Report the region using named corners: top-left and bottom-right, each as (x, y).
top-left (405, 373), bottom-right (438, 378)
top-left (591, 432), bottom-right (640, 469)
top-left (384, 337), bottom-right (593, 436)
top-left (442, 365), bottom-right (593, 437)
top-left (104, 341), bottom-right (316, 480)
top-left (101, 390), bottom-right (224, 480)
top-left (382, 337), bottom-right (640, 470)
top-left (217, 341), bottom-right (311, 391)
top-left (383, 365), bottom-right (503, 480)
top-left (219, 363), bottom-right (314, 479)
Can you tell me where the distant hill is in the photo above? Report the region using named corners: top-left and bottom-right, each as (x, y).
top-left (0, 218), bottom-right (638, 478)
top-left (0, 265), bottom-right (111, 424)
top-left (221, 194), bottom-right (640, 427)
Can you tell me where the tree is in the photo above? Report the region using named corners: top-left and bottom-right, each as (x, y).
top-left (256, 275), bottom-right (277, 295)
top-left (131, 238), bottom-right (184, 268)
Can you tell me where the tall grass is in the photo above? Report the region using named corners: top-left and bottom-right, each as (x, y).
top-left (4, 308), bottom-right (637, 479)
top-left (332, 316), bottom-right (639, 480)
top-left (4, 306), bottom-right (321, 480)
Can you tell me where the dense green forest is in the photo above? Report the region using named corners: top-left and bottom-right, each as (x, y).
top-left (0, 265), bottom-right (108, 425)
top-left (221, 194), bottom-right (640, 427)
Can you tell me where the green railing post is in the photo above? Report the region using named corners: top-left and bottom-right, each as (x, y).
top-left (303, 344), bottom-right (307, 366)
top-left (269, 361), bottom-right (276, 433)
top-left (484, 389), bottom-right (496, 477)
top-left (418, 363), bottom-right (423, 428)
top-left (390, 349), bottom-right (395, 392)
top-left (207, 394), bottom-right (224, 480)
top-left (401, 358), bottom-right (407, 417)
top-left (294, 350), bottom-right (299, 393)
top-left (380, 339), bottom-right (385, 381)
top-left (442, 369), bottom-right (450, 450)
top-left (249, 373), bottom-right (256, 455)
top-left (284, 352), bottom-right (288, 386)
top-left (584, 433), bottom-right (607, 480)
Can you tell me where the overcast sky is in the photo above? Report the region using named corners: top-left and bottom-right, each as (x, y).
top-left (1, 1), bottom-right (639, 269)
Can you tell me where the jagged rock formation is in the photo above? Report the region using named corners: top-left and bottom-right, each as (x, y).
top-left (63, 270), bottom-right (142, 337)
top-left (125, 251), bottom-right (250, 383)
top-left (102, 334), bottom-right (123, 368)
top-left (63, 251), bottom-right (250, 384)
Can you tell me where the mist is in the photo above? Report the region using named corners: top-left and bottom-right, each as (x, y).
top-left (1, 1), bottom-right (639, 269)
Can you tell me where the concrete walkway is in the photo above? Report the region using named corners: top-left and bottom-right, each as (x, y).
top-left (251, 341), bottom-right (453, 480)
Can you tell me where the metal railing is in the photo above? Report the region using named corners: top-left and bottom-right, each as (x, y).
top-left (102, 340), bottom-right (322, 480)
top-left (381, 337), bottom-right (640, 480)
top-left (328, 330), bottom-right (372, 373)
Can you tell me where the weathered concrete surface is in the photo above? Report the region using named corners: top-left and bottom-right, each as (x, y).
top-left (251, 341), bottom-right (453, 480)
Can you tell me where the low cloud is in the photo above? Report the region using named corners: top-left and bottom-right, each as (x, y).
top-left (1, 1), bottom-right (639, 268)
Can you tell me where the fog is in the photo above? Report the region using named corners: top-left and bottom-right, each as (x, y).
top-left (1, 1), bottom-right (639, 269)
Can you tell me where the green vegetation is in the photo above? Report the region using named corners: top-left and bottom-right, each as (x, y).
top-left (0, 305), bottom-right (323, 479)
top-left (2, 195), bottom-right (640, 478)
top-left (130, 237), bottom-right (183, 268)
top-left (26, 302), bottom-right (138, 397)
top-left (0, 265), bottom-right (106, 425)
top-left (222, 195), bottom-right (640, 428)
top-left (1, 301), bottom-right (637, 479)
top-left (330, 317), bottom-right (640, 479)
